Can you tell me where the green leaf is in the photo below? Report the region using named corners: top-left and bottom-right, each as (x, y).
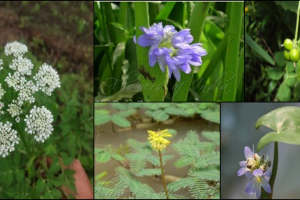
top-left (35, 179), bottom-right (46, 194)
top-left (152, 110), bottom-right (169, 121)
top-left (15, 170), bottom-right (24, 183)
top-left (111, 114), bottom-right (131, 127)
top-left (257, 131), bottom-right (300, 151)
top-left (111, 154), bottom-right (125, 162)
top-left (135, 168), bottom-right (161, 176)
top-left (255, 106), bottom-right (300, 151)
top-left (201, 131), bottom-right (220, 145)
top-left (245, 33), bottom-right (275, 65)
top-left (156, 2), bottom-right (176, 20)
top-left (267, 67), bottom-right (282, 80)
top-left (294, 80), bottom-right (300, 100)
top-left (277, 82), bottom-right (291, 101)
top-left (118, 109), bottom-right (136, 117)
top-left (95, 109), bottom-right (111, 125)
top-left (285, 73), bottom-right (296, 87)
top-left (51, 188), bottom-right (62, 198)
top-left (96, 152), bottom-right (111, 163)
top-left (201, 110), bottom-right (220, 124)
top-left (296, 61), bottom-right (300, 80)
top-left (267, 80), bottom-right (277, 94)
top-left (189, 169), bottom-right (220, 181)
top-left (275, 1), bottom-right (298, 13)
top-left (255, 106), bottom-right (300, 131)
top-left (275, 52), bottom-right (286, 67)
top-left (174, 156), bottom-right (193, 168)
top-left (5, 172), bottom-right (13, 186)
top-left (287, 62), bottom-right (295, 73)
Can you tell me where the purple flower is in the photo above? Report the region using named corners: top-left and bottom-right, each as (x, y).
top-left (245, 169), bottom-right (272, 199)
top-left (238, 146), bottom-right (255, 176)
top-left (134, 23), bottom-right (207, 82)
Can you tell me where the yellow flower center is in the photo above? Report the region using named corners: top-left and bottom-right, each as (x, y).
top-left (256, 176), bottom-right (261, 183)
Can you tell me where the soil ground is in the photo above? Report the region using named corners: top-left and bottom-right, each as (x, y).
top-left (0, 1), bottom-right (93, 77)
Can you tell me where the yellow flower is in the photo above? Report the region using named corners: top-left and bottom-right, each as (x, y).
top-left (148, 129), bottom-right (172, 151)
top-left (245, 7), bottom-right (248, 12)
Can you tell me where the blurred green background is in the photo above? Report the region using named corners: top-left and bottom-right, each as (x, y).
top-left (221, 103), bottom-right (300, 198)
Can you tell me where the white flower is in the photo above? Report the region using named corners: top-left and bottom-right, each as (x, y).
top-left (5, 72), bottom-right (21, 91)
top-left (34, 63), bottom-right (61, 96)
top-left (5, 41), bottom-right (28, 57)
top-left (25, 106), bottom-right (54, 143)
top-left (17, 79), bottom-right (37, 104)
top-left (0, 121), bottom-right (19, 158)
top-left (0, 84), bottom-right (5, 100)
top-left (0, 102), bottom-right (4, 115)
top-left (10, 56), bottom-right (34, 75)
top-left (7, 100), bottom-right (22, 121)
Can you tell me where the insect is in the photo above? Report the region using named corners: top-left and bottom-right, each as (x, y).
top-left (139, 65), bottom-right (156, 82)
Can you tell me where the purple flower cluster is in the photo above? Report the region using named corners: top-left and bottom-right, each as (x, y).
top-left (238, 146), bottom-right (272, 199)
top-left (134, 22), bottom-right (207, 81)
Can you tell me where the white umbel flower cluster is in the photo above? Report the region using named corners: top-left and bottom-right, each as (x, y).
top-left (0, 122), bottom-right (19, 158)
top-left (24, 106), bottom-right (54, 143)
top-left (0, 84), bottom-right (5, 100)
top-left (34, 63), bottom-right (61, 96)
top-left (5, 41), bottom-right (28, 57)
top-left (0, 41), bottom-right (60, 157)
top-left (10, 57), bottom-right (34, 76)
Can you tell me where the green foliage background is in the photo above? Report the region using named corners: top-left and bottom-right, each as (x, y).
top-left (245, 1), bottom-right (300, 101)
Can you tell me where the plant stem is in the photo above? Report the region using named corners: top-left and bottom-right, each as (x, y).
top-left (260, 142), bottom-right (278, 199)
top-left (159, 150), bottom-right (169, 199)
top-left (295, 2), bottom-right (300, 43)
top-left (17, 124), bottom-right (33, 157)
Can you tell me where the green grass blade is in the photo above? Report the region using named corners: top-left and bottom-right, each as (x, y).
top-left (245, 33), bottom-right (275, 65)
top-left (222, 2), bottom-right (243, 101)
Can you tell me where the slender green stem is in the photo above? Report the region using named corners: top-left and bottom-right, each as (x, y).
top-left (159, 150), bottom-right (169, 199)
top-left (260, 142), bottom-right (277, 199)
top-left (17, 124), bottom-right (33, 157)
top-left (222, 2), bottom-right (243, 101)
top-left (295, 2), bottom-right (300, 43)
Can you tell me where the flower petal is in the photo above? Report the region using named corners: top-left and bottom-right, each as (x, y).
top-left (178, 63), bottom-right (191, 74)
top-left (138, 34), bottom-right (157, 47)
top-left (245, 171), bottom-right (254, 179)
top-left (261, 178), bottom-right (272, 193)
top-left (239, 161), bottom-right (247, 167)
top-left (244, 146), bottom-right (254, 159)
top-left (245, 178), bottom-right (256, 194)
top-left (256, 183), bottom-right (261, 199)
top-left (253, 169), bottom-right (263, 177)
top-left (172, 68), bottom-right (181, 82)
top-left (237, 167), bottom-right (246, 176)
top-left (263, 171), bottom-right (272, 179)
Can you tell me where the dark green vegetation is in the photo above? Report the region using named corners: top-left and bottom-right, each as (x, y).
top-left (245, 1), bottom-right (300, 101)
